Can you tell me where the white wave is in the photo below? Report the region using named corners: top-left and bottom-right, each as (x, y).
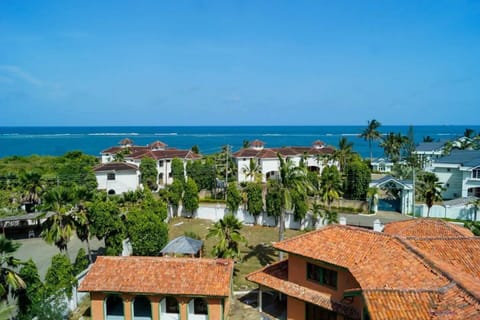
top-left (262, 134), bottom-right (282, 136)
top-left (88, 133), bottom-right (140, 136)
top-left (436, 133), bottom-right (455, 136)
top-left (341, 133), bottom-right (360, 136)
top-left (154, 133), bottom-right (178, 136)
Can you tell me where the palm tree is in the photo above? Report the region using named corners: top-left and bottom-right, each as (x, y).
top-left (0, 236), bottom-right (25, 301)
top-left (464, 128), bottom-right (476, 138)
top-left (19, 171), bottom-right (44, 212)
top-left (359, 119), bottom-right (382, 162)
top-left (277, 154), bottom-right (309, 251)
top-left (207, 214), bottom-right (247, 260)
top-left (333, 137), bottom-right (354, 172)
top-left (242, 158), bottom-right (261, 182)
top-left (40, 186), bottom-right (76, 253)
top-left (417, 172), bottom-right (444, 217)
top-left (380, 132), bottom-right (406, 163)
top-left (318, 166), bottom-right (343, 211)
top-left (423, 136), bottom-right (435, 143)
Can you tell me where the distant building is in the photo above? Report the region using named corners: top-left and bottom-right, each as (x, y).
top-left (413, 141), bottom-right (445, 168)
top-left (98, 139), bottom-right (201, 192)
top-left (247, 218), bottom-right (480, 319)
top-left (232, 140), bottom-right (336, 183)
top-left (79, 256), bottom-right (234, 320)
top-left (427, 150), bottom-right (480, 199)
top-left (93, 162), bottom-right (140, 195)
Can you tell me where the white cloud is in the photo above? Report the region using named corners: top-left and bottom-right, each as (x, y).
top-left (0, 65), bottom-right (43, 86)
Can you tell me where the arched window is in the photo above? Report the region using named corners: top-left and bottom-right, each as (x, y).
top-left (108, 189), bottom-right (116, 195)
top-left (133, 295), bottom-right (152, 320)
top-left (105, 294), bottom-right (124, 319)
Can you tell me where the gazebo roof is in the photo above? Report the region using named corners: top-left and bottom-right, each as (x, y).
top-left (160, 236), bottom-right (203, 255)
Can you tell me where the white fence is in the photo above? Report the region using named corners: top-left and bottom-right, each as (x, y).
top-left (170, 204), bottom-right (322, 230)
top-left (414, 204), bottom-right (478, 221)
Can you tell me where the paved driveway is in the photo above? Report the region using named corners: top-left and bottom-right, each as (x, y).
top-left (15, 236), bottom-right (105, 280)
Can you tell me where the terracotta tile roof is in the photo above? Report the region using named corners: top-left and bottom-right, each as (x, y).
top-left (79, 256), bottom-right (233, 297)
top-left (101, 146), bottom-right (149, 154)
top-left (93, 162), bottom-right (139, 172)
top-left (127, 149), bottom-right (201, 160)
top-left (383, 219), bottom-right (474, 238)
top-left (149, 140), bottom-right (167, 148)
top-left (120, 138), bottom-right (134, 145)
top-left (255, 223), bottom-right (480, 318)
top-left (246, 261), bottom-right (361, 319)
top-left (274, 225), bottom-right (449, 290)
top-left (250, 139), bottom-right (265, 148)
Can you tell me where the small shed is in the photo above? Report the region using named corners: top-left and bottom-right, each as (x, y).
top-left (160, 236), bottom-right (203, 257)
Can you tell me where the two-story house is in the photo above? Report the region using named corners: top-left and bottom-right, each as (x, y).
top-left (79, 256), bottom-right (234, 320)
top-left (97, 139), bottom-right (200, 193)
top-left (232, 140), bottom-right (336, 183)
top-left (93, 162), bottom-right (140, 195)
top-left (427, 150), bottom-right (480, 199)
top-left (247, 218), bottom-right (480, 319)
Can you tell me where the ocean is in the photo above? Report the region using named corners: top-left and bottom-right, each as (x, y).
top-left (0, 126), bottom-right (478, 159)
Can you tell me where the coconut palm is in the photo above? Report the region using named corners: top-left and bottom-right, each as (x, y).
top-left (207, 214), bottom-right (247, 260)
top-left (0, 236), bottom-right (25, 301)
top-left (277, 154), bottom-right (309, 248)
top-left (242, 158), bottom-right (261, 182)
top-left (367, 187), bottom-right (379, 213)
top-left (318, 166), bottom-right (343, 211)
top-left (333, 137), bottom-right (354, 172)
top-left (417, 172), bottom-right (444, 217)
top-left (380, 132), bottom-right (407, 163)
top-left (359, 119), bottom-right (382, 162)
top-left (40, 186), bottom-right (76, 253)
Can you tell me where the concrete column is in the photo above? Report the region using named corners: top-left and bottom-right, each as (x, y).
top-left (90, 292), bottom-right (107, 320)
top-left (177, 297), bottom-right (190, 320)
top-left (258, 287), bottom-right (263, 313)
top-left (122, 293), bottom-right (134, 320)
top-left (149, 295), bottom-right (162, 320)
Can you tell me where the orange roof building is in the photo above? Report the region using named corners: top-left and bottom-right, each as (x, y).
top-left (79, 256), bottom-right (234, 320)
top-left (247, 219), bottom-right (480, 320)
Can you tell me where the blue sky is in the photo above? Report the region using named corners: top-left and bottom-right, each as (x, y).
top-left (1, 1), bottom-right (479, 126)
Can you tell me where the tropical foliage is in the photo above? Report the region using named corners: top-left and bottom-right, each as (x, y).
top-left (207, 214), bottom-right (247, 260)
top-left (183, 178), bottom-right (199, 215)
top-left (343, 159), bottom-right (370, 200)
top-left (359, 119), bottom-right (382, 161)
top-left (140, 157), bottom-right (158, 190)
top-left (416, 172), bottom-right (444, 217)
top-left (226, 182), bottom-right (242, 214)
top-left (245, 182), bottom-right (263, 224)
top-left (0, 236), bottom-right (25, 301)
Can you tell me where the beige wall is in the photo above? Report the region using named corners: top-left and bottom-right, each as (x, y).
top-left (288, 254), bottom-right (364, 315)
top-left (88, 293), bottom-right (227, 320)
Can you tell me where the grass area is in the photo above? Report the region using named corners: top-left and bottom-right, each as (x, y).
top-left (168, 217), bottom-right (304, 290)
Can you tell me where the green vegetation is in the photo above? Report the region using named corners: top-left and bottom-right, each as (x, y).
top-left (359, 119), bottom-right (382, 162)
top-left (226, 182), bottom-right (242, 214)
top-left (183, 178), bottom-right (199, 215)
top-left (343, 158), bottom-right (371, 201)
top-left (207, 214), bottom-right (247, 260)
top-left (140, 157), bottom-right (158, 190)
top-left (245, 182), bottom-right (263, 224)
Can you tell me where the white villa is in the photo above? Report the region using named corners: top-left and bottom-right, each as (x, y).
top-left (232, 139), bottom-right (336, 183)
top-left (426, 150), bottom-right (480, 199)
top-left (413, 141), bottom-right (445, 168)
top-left (97, 138), bottom-right (200, 193)
top-left (94, 162), bottom-right (140, 195)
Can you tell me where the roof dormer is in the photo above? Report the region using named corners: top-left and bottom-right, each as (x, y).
top-left (149, 140), bottom-right (167, 151)
top-left (119, 138), bottom-right (134, 148)
top-left (250, 139), bottom-right (265, 150)
top-left (312, 140), bottom-right (325, 149)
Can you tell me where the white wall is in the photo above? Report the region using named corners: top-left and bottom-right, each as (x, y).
top-left (95, 170), bottom-right (140, 194)
top-left (414, 204), bottom-right (478, 221)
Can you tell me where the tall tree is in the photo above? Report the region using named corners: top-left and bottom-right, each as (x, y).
top-left (171, 158), bottom-right (186, 183)
top-left (44, 254), bottom-right (76, 299)
top-left (17, 259), bottom-right (44, 320)
top-left (417, 172), bottom-right (444, 217)
top-left (265, 180), bottom-right (283, 225)
top-left (380, 132), bottom-right (407, 163)
top-left (207, 214), bottom-right (247, 260)
top-left (183, 178), bottom-right (199, 216)
top-left (0, 236), bottom-right (25, 301)
top-left (140, 157), bottom-right (158, 190)
top-left (40, 186), bottom-right (76, 253)
top-left (319, 166), bottom-right (343, 210)
top-left (126, 208), bottom-right (169, 256)
top-left (226, 183), bottom-right (242, 214)
top-left (19, 170), bottom-right (44, 212)
top-left (245, 182), bottom-right (263, 225)
top-left (343, 159), bottom-right (371, 200)
top-left (359, 119), bottom-right (382, 162)
top-left (167, 180), bottom-right (184, 217)
top-left (277, 154), bottom-right (309, 258)
top-left (333, 137), bottom-right (354, 172)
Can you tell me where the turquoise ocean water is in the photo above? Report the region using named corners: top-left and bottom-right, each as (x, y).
top-left (0, 126), bottom-right (479, 159)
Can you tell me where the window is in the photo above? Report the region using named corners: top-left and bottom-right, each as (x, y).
top-left (166, 160), bottom-right (171, 163)
top-left (168, 172), bottom-right (173, 178)
top-left (107, 173), bottom-right (115, 180)
top-left (194, 298), bottom-right (208, 315)
top-left (307, 263), bottom-right (337, 289)
top-left (473, 168), bottom-right (480, 179)
top-left (305, 303), bottom-right (336, 320)
top-left (166, 297), bottom-right (179, 314)
top-left (159, 160), bottom-right (164, 167)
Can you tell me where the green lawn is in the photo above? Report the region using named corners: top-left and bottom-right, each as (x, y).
top-left (168, 217), bottom-right (304, 290)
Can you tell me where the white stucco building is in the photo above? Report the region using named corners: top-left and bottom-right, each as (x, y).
top-left (232, 139), bottom-right (336, 183)
top-left (413, 141), bottom-right (445, 169)
top-left (427, 150), bottom-right (480, 199)
top-left (97, 139), bottom-right (200, 192)
top-left (93, 162), bottom-right (141, 195)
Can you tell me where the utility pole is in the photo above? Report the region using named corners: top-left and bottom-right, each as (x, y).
top-left (225, 145), bottom-right (229, 202)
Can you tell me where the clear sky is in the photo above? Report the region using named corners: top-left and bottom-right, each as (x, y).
top-left (1, 1), bottom-right (479, 126)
